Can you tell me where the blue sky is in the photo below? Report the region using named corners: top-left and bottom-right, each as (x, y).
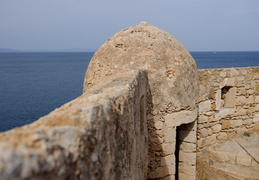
top-left (1, 0), bottom-right (259, 51)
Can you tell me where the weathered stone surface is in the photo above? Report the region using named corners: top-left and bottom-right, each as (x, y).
top-left (164, 109), bottom-right (198, 127)
top-left (215, 107), bottom-right (235, 118)
top-left (253, 114), bottom-right (259, 123)
top-left (84, 22), bottom-right (199, 113)
top-left (224, 87), bottom-right (237, 108)
top-left (180, 142), bottom-right (196, 153)
top-left (179, 130), bottom-right (196, 143)
top-left (179, 152), bottom-right (196, 165)
top-left (198, 115), bottom-right (209, 123)
top-left (164, 128), bottom-right (176, 143)
top-left (211, 124), bottom-right (222, 133)
top-left (160, 154), bottom-right (175, 167)
top-left (220, 77), bottom-right (236, 88)
top-left (199, 100), bottom-right (211, 113)
top-left (0, 70), bottom-right (148, 180)
top-left (178, 173), bottom-right (195, 180)
top-left (222, 119), bottom-right (243, 129)
top-left (236, 152), bottom-right (252, 167)
top-left (163, 175), bottom-right (175, 180)
top-left (205, 134), bottom-right (217, 146)
top-left (162, 143), bottom-right (176, 155)
top-left (199, 128), bottom-right (208, 138)
top-left (154, 121), bottom-right (164, 130)
top-left (208, 150), bottom-right (230, 162)
top-left (217, 132), bottom-right (227, 140)
top-left (148, 165), bottom-right (175, 179)
top-left (215, 89), bottom-right (221, 110)
top-left (179, 163), bottom-right (196, 176)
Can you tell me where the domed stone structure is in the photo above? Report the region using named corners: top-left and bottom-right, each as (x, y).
top-left (84, 22), bottom-right (198, 113)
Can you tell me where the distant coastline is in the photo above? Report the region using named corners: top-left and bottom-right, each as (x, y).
top-left (0, 48), bottom-right (96, 53)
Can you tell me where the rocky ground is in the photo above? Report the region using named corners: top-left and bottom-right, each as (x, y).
top-left (198, 132), bottom-right (259, 180)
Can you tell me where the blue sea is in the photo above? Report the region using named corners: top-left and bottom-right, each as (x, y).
top-left (0, 51), bottom-right (259, 132)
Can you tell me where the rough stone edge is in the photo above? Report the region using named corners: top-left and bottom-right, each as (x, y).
top-left (0, 69), bottom-right (148, 180)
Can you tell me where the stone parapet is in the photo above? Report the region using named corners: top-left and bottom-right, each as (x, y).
top-left (0, 70), bottom-right (148, 180)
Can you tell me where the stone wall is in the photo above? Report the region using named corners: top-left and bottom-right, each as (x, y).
top-left (0, 70), bottom-right (148, 180)
top-left (197, 67), bottom-right (259, 179)
top-left (197, 67), bottom-right (259, 150)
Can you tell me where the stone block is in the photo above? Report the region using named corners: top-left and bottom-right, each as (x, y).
top-left (164, 109), bottom-right (198, 127)
top-left (236, 108), bottom-right (247, 116)
top-left (226, 77), bottom-right (236, 87)
top-left (236, 152), bottom-right (252, 167)
top-left (253, 114), bottom-right (259, 123)
top-left (247, 90), bottom-right (254, 95)
top-left (161, 154), bottom-right (175, 167)
top-left (230, 68), bottom-right (239, 77)
top-left (220, 71), bottom-right (227, 78)
top-left (246, 95), bottom-right (254, 104)
top-left (162, 143), bottom-right (176, 155)
top-left (256, 84), bottom-right (259, 93)
top-left (211, 124), bottom-right (222, 133)
top-left (199, 100), bottom-right (211, 113)
top-left (217, 132), bottom-right (227, 140)
top-left (198, 115), bottom-right (208, 123)
top-left (215, 90), bottom-right (221, 110)
top-left (180, 142), bottom-right (196, 153)
top-left (148, 165), bottom-right (175, 179)
top-left (215, 107), bottom-right (235, 119)
top-left (164, 128), bottom-right (176, 143)
top-left (243, 119), bottom-right (253, 126)
top-left (179, 152), bottom-right (196, 165)
top-left (199, 128), bottom-right (208, 138)
top-left (205, 134), bottom-right (217, 146)
top-left (163, 175), bottom-right (175, 180)
top-left (208, 150), bottom-right (230, 162)
top-left (255, 104), bottom-right (259, 111)
top-left (178, 173), bottom-right (195, 180)
top-left (179, 130), bottom-right (196, 143)
top-left (207, 128), bottom-right (213, 136)
top-left (225, 87), bottom-right (237, 108)
top-left (255, 96), bottom-right (259, 103)
top-left (154, 121), bottom-right (164, 130)
top-left (236, 96), bottom-right (246, 106)
top-left (231, 120), bottom-right (243, 128)
top-left (179, 163), bottom-right (196, 176)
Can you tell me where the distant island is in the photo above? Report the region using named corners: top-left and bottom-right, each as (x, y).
top-left (0, 48), bottom-right (20, 53)
top-left (0, 48), bottom-right (96, 53)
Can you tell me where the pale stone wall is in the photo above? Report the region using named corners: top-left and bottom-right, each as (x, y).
top-left (0, 70), bottom-right (148, 180)
top-left (197, 67), bottom-right (259, 179)
top-left (197, 67), bottom-right (259, 151)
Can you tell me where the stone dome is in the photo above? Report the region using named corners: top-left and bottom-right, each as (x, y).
top-left (83, 22), bottom-right (198, 113)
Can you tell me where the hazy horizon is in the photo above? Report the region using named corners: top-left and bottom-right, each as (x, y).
top-left (1, 0), bottom-right (259, 52)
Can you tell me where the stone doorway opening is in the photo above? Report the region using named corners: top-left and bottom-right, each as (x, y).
top-left (175, 121), bottom-right (197, 179)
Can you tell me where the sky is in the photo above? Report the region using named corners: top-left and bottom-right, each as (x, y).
top-left (1, 0), bottom-right (259, 52)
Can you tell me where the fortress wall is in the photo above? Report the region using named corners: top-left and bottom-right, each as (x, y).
top-left (197, 66), bottom-right (259, 151)
top-left (197, 66), bottom-right (259, 179)
top-left (0, 70), bottom-right (148, 180)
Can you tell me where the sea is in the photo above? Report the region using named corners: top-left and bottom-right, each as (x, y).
top-left (0, 51), bottom-right (259, 132)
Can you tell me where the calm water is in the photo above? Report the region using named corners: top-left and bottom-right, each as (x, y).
top-left (0, 51), bottom-right (259, 132)
top-left (0, 52), bottom-right (92, 132)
